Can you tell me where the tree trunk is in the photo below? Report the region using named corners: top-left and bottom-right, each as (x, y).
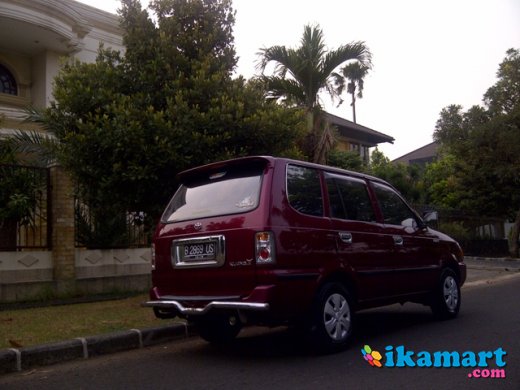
top-left (508, 209), bottom-right (520, 258)
top-left (313, 122), bottom-right (335, 165)
top-left (351, 92), bottom-right (356, 124)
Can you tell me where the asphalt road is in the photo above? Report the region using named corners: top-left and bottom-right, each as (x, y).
top-left (1, 273), bottom-right (519, 390)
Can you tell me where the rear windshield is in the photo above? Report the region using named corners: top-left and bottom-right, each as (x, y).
top-left (161, 163), bottom-right (264, 223)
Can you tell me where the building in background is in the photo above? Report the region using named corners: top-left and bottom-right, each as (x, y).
top-left (325, 112), bottom-right (395, 164)
top-left (392, 141), bottom-right (439, 166)
top-left (0, 0), bottom-right (144, 303)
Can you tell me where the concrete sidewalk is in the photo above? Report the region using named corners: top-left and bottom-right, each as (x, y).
top-left (1, 256), bottom-right (519, 375)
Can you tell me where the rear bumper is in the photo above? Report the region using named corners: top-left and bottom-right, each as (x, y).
top-left (142, 299), bottom-right (269, 316)
top-left (144, 285), bottom-right (275, 317)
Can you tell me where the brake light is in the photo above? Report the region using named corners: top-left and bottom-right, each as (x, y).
top-left (255, 231), bottom-right (276, 264)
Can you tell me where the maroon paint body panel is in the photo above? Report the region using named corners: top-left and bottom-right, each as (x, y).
top-left (147, 156), bottom-right (466, 326)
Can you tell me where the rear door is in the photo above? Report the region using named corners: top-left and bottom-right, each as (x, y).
top-left (324, 173), bottom-right (401, 300)
top-left (265, 163), bottom-right (336, 316)
top-left (279, 164), bottom-right (336, 273)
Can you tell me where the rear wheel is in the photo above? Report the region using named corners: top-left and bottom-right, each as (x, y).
top-left (430, 269), bottom-right (461, 319)
top-left (194, 313), bottom-right (242, 344)
top-left (309, 283), bottom-right (354, 353)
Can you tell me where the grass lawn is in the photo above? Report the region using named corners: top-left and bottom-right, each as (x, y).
top-left (0, 294), bottom-right (174, 349)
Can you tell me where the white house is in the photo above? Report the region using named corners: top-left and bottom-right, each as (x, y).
top-left (0, 0), bottom-right (123, 134)
top-left (0, 0), bottom-right (151, 303)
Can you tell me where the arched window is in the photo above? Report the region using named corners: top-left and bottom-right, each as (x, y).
top-left (0, 64), bottom-right (17, 95)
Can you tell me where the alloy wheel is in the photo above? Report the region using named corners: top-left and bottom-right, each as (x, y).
top-left (323, 293), bottom-right (351, 341)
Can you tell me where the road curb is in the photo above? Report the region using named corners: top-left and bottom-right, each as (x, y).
top-left (0, 323), bottom-right (190, 375)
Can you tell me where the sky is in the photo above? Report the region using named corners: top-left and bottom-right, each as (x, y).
top-left (78, 0), bottom-right (520, 159)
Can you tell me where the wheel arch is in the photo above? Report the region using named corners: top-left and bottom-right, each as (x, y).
top-left (441, 254), bottom-right (463, 281)
top-left (316, 270), bottom-right (358, 307)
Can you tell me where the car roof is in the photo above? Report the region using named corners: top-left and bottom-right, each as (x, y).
top-left (177, 155), bottom-right (394, 189)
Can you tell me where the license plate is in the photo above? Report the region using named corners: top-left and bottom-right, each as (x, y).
top-left (183, 242), bottom-right (216, 261)
top-left (171, 235), bottom-right (225, 268)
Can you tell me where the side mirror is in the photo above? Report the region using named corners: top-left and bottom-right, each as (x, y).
top-left (423, 211), bottom-right (438, 223)
top-left (421, 211), bottom-right (438, 229)
top-left (401, 218), bottom-right (418, 229)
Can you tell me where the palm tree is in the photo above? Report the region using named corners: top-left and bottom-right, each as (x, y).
top-left (340, 62), bottom-right (370, 123)
top-left (9, 107), bottom-right (59, 167)
top-left (257, 24), bottom-right (371, 163)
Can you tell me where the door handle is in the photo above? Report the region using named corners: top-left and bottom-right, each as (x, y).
top-left (339, 232), bottom-right (353, 244)
top-left (393, 235), bottom-right (404, 246)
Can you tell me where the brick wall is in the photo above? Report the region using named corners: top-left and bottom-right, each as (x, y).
top-left (50, 165), bottom-right (76, 291)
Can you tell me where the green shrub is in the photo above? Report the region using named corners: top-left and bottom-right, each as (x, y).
top-left (438, 221), bottom-right (471, 242)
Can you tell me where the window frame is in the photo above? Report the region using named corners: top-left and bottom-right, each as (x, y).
top-left (286, 164), bottom-right (325, 218)
top-left (161, 163), bottom-right (265, 223)
top-left (325, 172), bottom-right (377, 223)
top-left (0, 64), bottom-right (17, 96)
top-left (371, 181), bottom-right (421, 227)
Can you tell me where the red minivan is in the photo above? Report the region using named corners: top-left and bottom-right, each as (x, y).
top-left (144, 156), bottom-right (466, 352)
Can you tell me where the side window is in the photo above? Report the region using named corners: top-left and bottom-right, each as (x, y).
top-left (0, 64), bottom-right (17, 95)
top-left (326, 174), bottom-right (375, 222)
top-left (287, 164), bottom-right (323, 217)
top-left (373, 183), bottom-right (417, 226)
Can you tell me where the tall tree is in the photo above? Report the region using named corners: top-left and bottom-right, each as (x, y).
top-left (339, 62), bottom-right (370, 123)
top-left (368, 148), bottom-right (423, 203)
top-left (433, 48), bottom-right (520, 257)
top-left (28, 0), bottom-right (305, 246)
top-left (484, 48), bottom-right (520, 115)
top-left (433, 104), bottom-right (488, 155)
top-left (257, 24), bottom-right (371, 163)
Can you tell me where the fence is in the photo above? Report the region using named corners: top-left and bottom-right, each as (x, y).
top-left (74, 201), bottom-right (151, 249)
top-left (0, 165), bottom-right (51, 251)
top-left (1, 164), bottom-right (153, 302)
top-left (414, 204), bottom-right (511, 257)
top-left (0, 164), bottom-right (151, 251)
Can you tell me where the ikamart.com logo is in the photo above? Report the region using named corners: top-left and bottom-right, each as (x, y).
top-left (361, 344), bottom-right (507, 379)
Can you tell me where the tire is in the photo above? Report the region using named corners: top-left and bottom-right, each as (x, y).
top-left (430, 268), bottom-right (461, 320)
top-left (308, 282), bottom-right (354, 353)
top-left (195, 313), bottom-right (242, 344)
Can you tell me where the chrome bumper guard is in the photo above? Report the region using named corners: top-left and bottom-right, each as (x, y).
top-left (142, 300), bottom-right (270, 316)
